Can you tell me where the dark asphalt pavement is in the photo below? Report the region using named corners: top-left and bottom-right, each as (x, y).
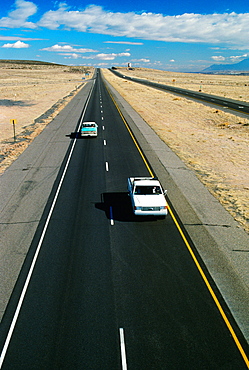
top-left (0, 71), bottom-right (248, 369)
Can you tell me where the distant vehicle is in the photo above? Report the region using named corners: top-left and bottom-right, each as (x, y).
top-left (127, 177), bottom-right (168, 216)
top-left (80, 122), bottom-right (98, 137)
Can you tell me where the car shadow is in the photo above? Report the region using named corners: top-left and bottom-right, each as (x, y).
top-left (95, 192), bottom-right (159, 222)
top-left (66, 132), bottom-right (81, 139)
top-left (66, 132), bottom-right (97, 139)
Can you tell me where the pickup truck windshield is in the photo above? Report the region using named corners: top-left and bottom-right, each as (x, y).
top-left (134, 186), bottom-right (162, 195)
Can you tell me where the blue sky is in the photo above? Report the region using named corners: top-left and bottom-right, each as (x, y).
top-left (0, 0), bottom-right (248, 71)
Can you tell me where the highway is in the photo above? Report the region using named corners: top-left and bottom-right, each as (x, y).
top-left (110, 69), bottom-right (249, 115)
top-left (0, 70), bottom-right (248, 369)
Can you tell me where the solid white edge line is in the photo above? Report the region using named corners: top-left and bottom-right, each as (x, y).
top-left (0, 140), bottom-right (76, 367)
top-left (119, 328), bottom-right (128, 370)
top-left (0, 79), bottom-right (96, 369)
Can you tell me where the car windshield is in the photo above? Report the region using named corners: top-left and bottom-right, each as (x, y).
top-left (83, 124), bottom-right (95, 127)
top-left (134, 186), bottom-right (162, 195)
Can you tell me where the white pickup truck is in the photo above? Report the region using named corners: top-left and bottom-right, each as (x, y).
top-left (127, 177), bottom-right (168, 216)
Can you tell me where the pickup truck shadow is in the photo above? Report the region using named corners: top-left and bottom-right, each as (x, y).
top-left (95, 192), bottom-right (159, 222)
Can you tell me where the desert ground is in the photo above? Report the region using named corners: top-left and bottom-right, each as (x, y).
top-left (0, 63), bottom-right (248, 234)
top-left (0, 61), bottom-right (93, 172)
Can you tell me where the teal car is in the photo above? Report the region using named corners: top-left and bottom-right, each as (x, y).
top-left (80, 121), bottom-right (98, 137)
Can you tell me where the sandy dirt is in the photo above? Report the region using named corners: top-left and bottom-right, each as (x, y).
top-left (0, 62), bottom-right (93, 173)
top-left (115, 67), bottom-right (249, 102)
top-left (102, 68), bottom-right (249, 234)
top-left (0, 63), bottom-right (248, 234)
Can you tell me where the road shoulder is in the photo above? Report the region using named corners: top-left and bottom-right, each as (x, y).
top-left (0, 81), bottom-right (94, 320)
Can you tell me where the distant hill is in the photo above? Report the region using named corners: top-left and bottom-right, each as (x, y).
top-left (202, 58), bottom-right (249, 73)
top-left (0, 59), bottom-right (64, 66)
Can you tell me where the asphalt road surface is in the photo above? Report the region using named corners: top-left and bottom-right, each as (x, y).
top-left (110, 69), bottom-right (249, 115)
top-left (0, 70), bottom-right (248, 369)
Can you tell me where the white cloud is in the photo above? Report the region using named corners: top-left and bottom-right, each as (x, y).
top-left (0, 0), bottom-right (37, 29)
top-left (63, 53), bottom-right (79, 59)
top-left (211, 56), bottom-right (226, 61)
top-left (91, 52), bottom-right (131, 60)
top-left (0, 36), bottom-right (43, 41)
top-left (153, 61), bottom-right (163, 66)
top-left (94, 54), bottom-right (115, 61)
top-left (41, 44), bottom-right (97, 53)
top-left (2, 40), bottom-right (29, 48)
top-left (132, 58), bottom-right (150, 63)
top-left (1, 2), bottom-right (249, 47)
top-left (104, 41), bottom-right (143, 45)
top-left (229, 53), bottom-right (249, 62)
top-left (211, 54), bottom-right (249, 63)
top-left (37, 5), bottom-right (249, 46)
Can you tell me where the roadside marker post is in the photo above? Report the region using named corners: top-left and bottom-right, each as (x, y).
top-left (10, 119), bottom-right (17, 142)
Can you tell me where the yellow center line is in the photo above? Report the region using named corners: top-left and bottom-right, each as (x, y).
top-left (168, 206), bottom-right (249, 367)
top-left (104, 80), bottom-right (249, 368)
top-left (106, 84), bottom-right (154, 177)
